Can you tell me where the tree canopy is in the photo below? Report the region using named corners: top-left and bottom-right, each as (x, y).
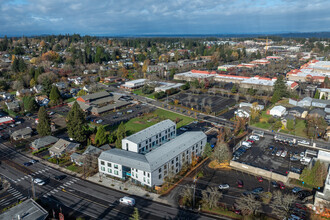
top-left (66, 101), bottom-right (87, 142)
top-left (36, 106), bottom-right (51, 136)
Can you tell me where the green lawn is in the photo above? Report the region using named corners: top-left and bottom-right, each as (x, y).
top-left (66, 164), bottom-right (81, 173)
top-left (123, 108), bottom-right (194, 136)
top-left (64, 97), bottom-right (76, 103)
top-left (252, 122), bottom-right (272, 129)
top-left (133, 89), bottom-right (155, 99)
top-left (280, 119), bottom-right (308, 138)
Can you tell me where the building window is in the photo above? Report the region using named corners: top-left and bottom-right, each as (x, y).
top-left (139, 143), bottom-right (141, 148)
top-left (168, 128), bottom-right (170, 132)
top-left (147, 179), bottom-right (150, 184)
top-left (176, 162), bottom-right (178, 167)
top-left (114, 164), bottom-right (118, 169)
top-left (101, 166), bottom-right (105, 171)
top-left (176, 169), bottom-right (178, 173)
top-left (176, 157), bottom-right (178, 161)
top-left (159, 168), bottom-right (162, 173)
top-left (142, 147), bottom-right (145, 152)
top-left (146, 140), bottom-right (148, 144)
top-left (107, 163), bottom-right (111, 167)
top-left (164, 171), bottom-right (167, 176)
top-left (108, 168), bottom-right (112, 173)
top-left (114, 170), bottom-right (118, 175)
top-left (156, 134), bottom-right (158, 138)
top-left (171, 160), bottom-right (174, 164)
top-left (186, 150), bottom-right (188, 154)
top-left (148, 173), bottom-right (150, 177)
top-left (159, 174), bottom-right (162, 179)
top-left (201, 141), bottom-right (203, 145)
top-left (171, 166), bottom-right (174, 170)
top-left (136, 174), bottom-right (138, 178)
top-left (126, 143), bottom-right (128, 149)
top-left (156, 140), bottom-right (158, 144)
top-left (193, 146), bottom-right (195, 150)
top-left (201, 146), bottom-right (202, 150)
top-left (100, 161), bottom-right (105, 165)
top-left (164, 165), bottom-right (167, 169)
top-left (143, 177), bottom-right (146, 182)
top-left (187, 155), bottom-right (189, 160)
top-left (144, 171), bottom-right (146, 176)
top-left (149, 138), bottom-right (151, 143)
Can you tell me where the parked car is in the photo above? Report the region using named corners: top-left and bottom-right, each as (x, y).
top-left (218, 184), bottom-right (230, 190)
top-left (291, 167), bottom-right (302, 174)
top-left (96, 119), bottom-right (103, 124)
top-left (119, 196), bottom-right (135, 206)
top-left (250, 135), bottom-right (260, 141)
top-left (292, 187), bottom-right (302, 194)
top-left (269, 145), bottom-right (274, 151)
top-left (290, 156), bottom-right (300, 161)
top-left (297, 190), bottom-right (312, 200)
top-left (298, 140), bottom-right (309, 145)
top-left (242, 141), bottom-right (252, 148)
top-left (49, 111), bottom-right (55, 116)
top-left (281, 150), bottom-right (288, 158)
top-left (247, 139), bottom-right (255, 144)
top-left (271, 147), bottom-right (277, 156)
top-left (276, 150), bottom-right (283, 157)
top-left (257, 176), bottom-right (263, 182)
top-left (237, 180), bottom-right (244, 188)
top-left (127, 110), bottom-right (133, 113)
top-left (179, 127), bottom-right (188, 131)
top-left (271, 181), bottom-right (278, 188)
top-left (252, 187), bottom-right (264, 195)
top-left (15, 121), bottom-right (22, 125)
top-left (277, 181), bottom-right (285, 189)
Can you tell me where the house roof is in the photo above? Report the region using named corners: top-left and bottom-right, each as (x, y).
top-left (0, 198), bottom-right (48, 220)
top-left (289, 106), bottom-right (307, 114)
top-left (270, 105), bottom-right (286, 113)
top-left (31, 136), bottom-right (59, 149)
top-left (124, 119), bottom-right (176, 144)
top-left (11, 127), bottom-right (33, 137)
top-left (83, 145), bottom-right (103, 156)
top-left (99, 131), bottom-right (206, 172)
top-left (309, 108), bottom-right (326, 117)
top-left (79, 91), bottom-right (110, 102)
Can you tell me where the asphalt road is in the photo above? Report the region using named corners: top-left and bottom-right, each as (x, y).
top-left (0, 142), bottom-right (220, 220)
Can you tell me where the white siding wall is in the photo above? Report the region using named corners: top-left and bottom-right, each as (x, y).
top-left (99, 159), bottom-right (123, 179)
top-left (122, 139), bottom-right (138, 152)
top-left (131, 168), bottom-right (152, 186)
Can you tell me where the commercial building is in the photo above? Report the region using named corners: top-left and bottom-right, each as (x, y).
top-left (154, 82), bottom-right (184, 92)
top-left (69, 91), bottom-right (130, 116)
top-left (98, 120), bottom-right (207, 187)
top-left (287, 60), bottom-right (330, 82)
top-left (173, 70), bottom-right (216, 81)
top-left (121, 79), bottom-right (148, 90)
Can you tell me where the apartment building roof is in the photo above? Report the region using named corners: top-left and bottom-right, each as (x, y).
top-left (124, 119), bottom-right (176, 144)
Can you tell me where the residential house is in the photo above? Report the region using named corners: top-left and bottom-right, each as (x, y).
top-left (49, 139), bottom-right (80, 157)
top-left (70, 152), bottom-right (83, 166)
top-left (309, 109), bottom-right (326, 118)
top-left (30, 136), bottom-right (59, 151)
top-left (325, 105), bottom-right (330, 114)
top-left (288, 106), bottom-right (308, 118)
top-left (269, 106), bottom-right (286, 117)
top-left (0, 198), bottom-right (48, 220)
top-left (281, 114), bottom-right (295, 128)
top-left (104, 76), bottom-right (123, 83)
top-left (2, 93), bottom-right (15, 100)
top-left (11, 127), bottom-right (33, 141)
top-left (317, 88), bottom-right (330, 100)
top-left (235, 107), bottom-right (251, 118)
top-left (16, 88), bottom-right (33, 97)
top-left (33, 85), bottom-right (43, 93)
top-left (55, 82), bottom-right (68, 90)
top-left (5, 101), bottom-right (20, 112)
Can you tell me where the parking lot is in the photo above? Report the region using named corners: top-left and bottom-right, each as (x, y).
top-left (169, 93), bottom-right (236, 113)
top-left (234, 133), bottom-right (310, 176)
top-left (89, 104), bottom-right (156, 126)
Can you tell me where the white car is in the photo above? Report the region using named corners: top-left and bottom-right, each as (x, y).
top-left (298, 140), bottom-right (309, 145)
top-left (300, 152), bottom-right (305, 158)
top-left (15, 121), bottom-right (22, 125)
top-left (33, 178), bottom-right (46, 186)
top-left (218, 184), bottom-right (230, 190)
top-left (241, 141), bottom-right (252, 148)
top-left (250, 135), bottom-right (260, 141)
top-left (96, 119), bottom-right (103, 124)
top-left (119, 196), bottom-right (135, 206)
top-left (281, 150), bottom-right (288, 158)
top-left (179, 127), bottom-right (188, 131)
top-left (276, 150), bottom-right (283, 157)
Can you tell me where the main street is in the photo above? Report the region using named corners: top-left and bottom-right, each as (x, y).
top-left (0, 142), bottom-right (221, 219)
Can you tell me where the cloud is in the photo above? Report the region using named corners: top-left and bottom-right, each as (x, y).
top-left (0, 0), bottom-right (329, 36)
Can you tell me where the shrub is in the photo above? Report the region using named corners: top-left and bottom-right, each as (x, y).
top-left (268, 117), bottom-right (275, 124)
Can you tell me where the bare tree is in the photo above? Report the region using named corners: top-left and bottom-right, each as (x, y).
top-left (202, 186), bottom-right (223, 209)
top-left (235, 194), bottom-right (262, 216)
top-left (212, 141), bottom-right (232, 164)
top-left (270, 191), bottom-right (298, 219)
top-left (262, 95), bottom-right (269, 107)
top-left (245, 94), bottom-right (252, 103)
top-left (180, 185), bottom-right (194, 207)
top-left (234, 93), bottom-right (240, 103)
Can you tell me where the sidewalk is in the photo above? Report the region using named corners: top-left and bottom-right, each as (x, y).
top-left (87, 173), bottom-right (175, 206)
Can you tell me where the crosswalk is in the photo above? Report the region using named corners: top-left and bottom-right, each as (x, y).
top-left (0, 187), bottom-right (26, 207)
top-left (14, 167), bottom-right (53, 183)
top-left (42, 177), bottom-right (80, 198)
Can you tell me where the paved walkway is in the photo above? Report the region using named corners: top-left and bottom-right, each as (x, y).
top-left (87, 173), bottom-right (176, 206)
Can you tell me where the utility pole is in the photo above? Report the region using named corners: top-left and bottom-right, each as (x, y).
top-left (31, 177), bottom-right (35, 200)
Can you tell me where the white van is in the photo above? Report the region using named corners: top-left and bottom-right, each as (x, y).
top-left (250, 135), bottom-right (260, 141)
top-left (119, 196), bottom-right (135, 206)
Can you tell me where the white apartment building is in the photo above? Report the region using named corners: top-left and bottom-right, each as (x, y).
top-left (121, 119), bottom-right (176, 153)
top-left (98, 123), bottom-right (207, 187)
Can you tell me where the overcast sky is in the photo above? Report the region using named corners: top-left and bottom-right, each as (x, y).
top-left (1, 0), bottom-right (330, 36)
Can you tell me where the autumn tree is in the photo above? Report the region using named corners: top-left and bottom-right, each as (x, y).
top-left (36, 106), bottom-right (51, 136)
top-left (212, 141), bottom-right (232, 164)
top-left (142, 59), bottom-right (150, 73)
top-left (300, 160), bottom-right (328, 188)
top-left (306, 116), bottom-right (327, 138)
top-left (129, 208), bottom-right (140, 220)
top-left (250, 102), bottom-right (261, 123)
top-left (77, 90), bottom-right (87, 96)
top-left (180, 185), bottom-right (194, 207)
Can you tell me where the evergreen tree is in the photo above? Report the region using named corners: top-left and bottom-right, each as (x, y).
top-left (66, 101), bottom-right (87, 142)
top-left (23, 96), bottom-right (38, 113)
top-left (49, 86), bottom-right (61, 105)
top-left (203, 143), bottom-right (213, 158)
top-left (12, 58), bottom-right (20, 73)
top-left (42, 77), bottom-right (52, 96)
top-left (37, 106), bottom-right (51, 136)
top-left (273, 75), bottom-right (287, 98)
top-left (115, 122), bottom-right (126, 149)
top-left (18, 58), bottom-right (27, 72)
top-left (231, 84), bottom-right (238, 93)
top-left (95, 126), bottom-right (107, 146)
top-left (314, 89), bottom-right (320, 99)
top-left (129, 208), bottom-right (140, 220)
top-left (324, 76), bottom-right (330, 88)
